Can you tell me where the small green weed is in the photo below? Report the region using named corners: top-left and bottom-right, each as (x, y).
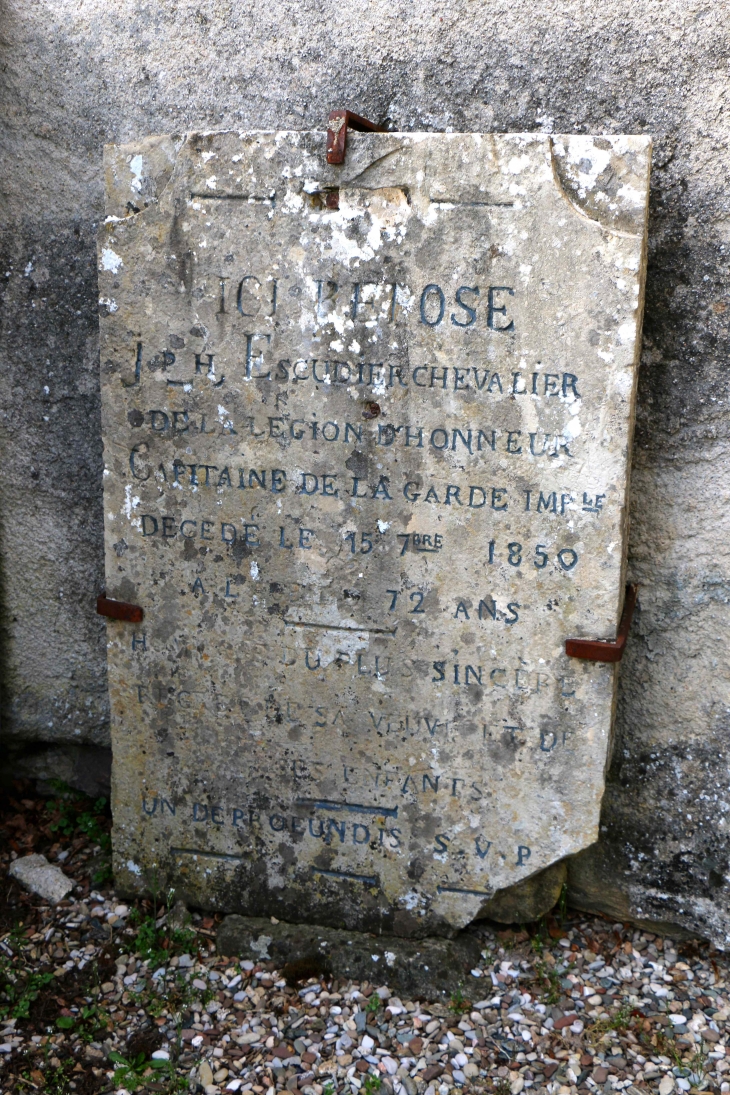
top-left (533, 958), bottom-right (561, 1005)
top-left (449, 986), bottom-right (471, 1014)
top-left (92, 859), bottom-right (114, 887)
top-left (493, 1078), bottom-right (512, 1095)
top-left (108, 1049), bottom-right (151, 1090)
top-left (667, 1039), bottom-right (688, 1069)
top-left (46, 779), bottom-right (110, 849)
top-left (590, 1003), bottom-right (633, 1035)
top-left (137, 916), bottom-right (197, 966)
top-left (142, 990), bottom-right (167, 1018)
top-left (0, 955), bottom-right (55, 1021)
top-left (686, 1047), bottom-right (707, 1076)
top-left (366, 993), bottom-right (381, 1015)
top-left (46, 779), bottom-right (112, 884)
top-left (109, 1049), bottom-right (179, 1093)
top-left (529, 920), bottom-right (547, 957)
top-left (363, 1074), bottom-right (382, 1094)
top-left (607, 1003), bottom-right (633, 1032)
top-left (30, 1059), bottom-right (76, 1095)
top-left (55, 1002), bottom-right (112, 1041)
top-left (129, 887), bottom-right (197, 968)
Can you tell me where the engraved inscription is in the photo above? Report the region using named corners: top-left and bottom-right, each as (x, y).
top-left (99, 130), bottom-right (651, 932)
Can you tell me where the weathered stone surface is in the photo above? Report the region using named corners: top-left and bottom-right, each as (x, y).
top-left (3, 0), bottom-right (730, 946)
top-left (479, 860), bottom-right (567, 924)
top-left (8, 854), bottom-right (74, 904)
top-left (217, 914), bottom-right (482, 1001)
top-left (100, 130), bottom-right (649, 933)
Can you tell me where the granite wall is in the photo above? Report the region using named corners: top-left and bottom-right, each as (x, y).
top-left (1, 0), bottom-right (728, 943)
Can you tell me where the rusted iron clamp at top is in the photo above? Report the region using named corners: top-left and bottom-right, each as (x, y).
top-left (565, 583), bottom-right (638, 663)
top-left (326, 109), bottom-right (386, 165)
top-left (97, 593), bottom-right (144, 624)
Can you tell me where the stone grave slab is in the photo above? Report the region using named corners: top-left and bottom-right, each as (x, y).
top-left (98, 129), bottom-right (651, 934)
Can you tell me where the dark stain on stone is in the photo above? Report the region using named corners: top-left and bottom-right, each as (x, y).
top-left (345, 450), bottom-right (369, 477)
top-left (169, 202), bottom-right (194, 292)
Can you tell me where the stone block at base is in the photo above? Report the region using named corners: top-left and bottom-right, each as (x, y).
top-left (478, 860), bottom-right (567, 924)
top-left (217, 915), bottom-right (483, 1002)
top-left (567, 845), bottom-right (693, 940)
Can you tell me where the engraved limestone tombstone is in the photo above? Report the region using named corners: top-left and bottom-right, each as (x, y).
top-left (98, 129), bottom-right (651, 934)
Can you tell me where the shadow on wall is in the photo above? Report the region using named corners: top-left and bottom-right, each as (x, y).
top-left (1, 743), bottom-right (111, 800)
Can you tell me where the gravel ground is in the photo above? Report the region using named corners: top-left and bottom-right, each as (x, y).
top-left (2, 789), bottom-right (730, 1095)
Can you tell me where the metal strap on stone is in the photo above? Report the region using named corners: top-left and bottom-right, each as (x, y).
top-left (326, 108), bottom-right (386, 164)
top-left (565, 583), bottom-right (638, 663)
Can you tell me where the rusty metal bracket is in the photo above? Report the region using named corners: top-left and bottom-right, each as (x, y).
top-left (565, 583), bottom-right (638, 663)
top-left (97, 593), bottom-right (144, 624)
top-left (327, 109), bottom-right (386, 165)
